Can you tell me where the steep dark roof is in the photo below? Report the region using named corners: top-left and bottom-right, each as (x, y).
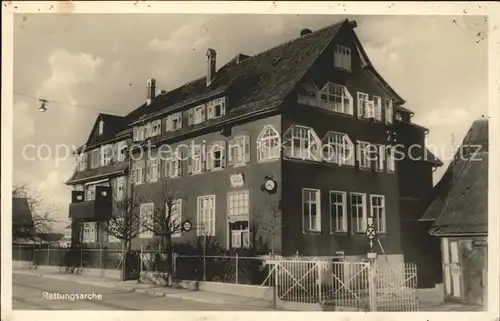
top-left (420, 119), bottom-right (488, 235)
top-left (12, 197), bottom-right (33, 225)
top-left (127, 19), bottom-right (349, 124)
top-left (65, 161), bottom-right (128, 185)
top-left (429, 152), bottom-right (487, 235)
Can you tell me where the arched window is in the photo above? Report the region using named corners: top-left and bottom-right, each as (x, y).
top-left (257, 125), bottom-right (281, 162)
top-left (322, 131), bottom-right (355, 166)
top-left (319, 83), bottom-right (353, 115)
top-left (98, 120), bottom-right (104, 135)
top-left (283, 125), bottom-right (322, 161)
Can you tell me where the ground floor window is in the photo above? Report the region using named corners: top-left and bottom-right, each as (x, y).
top-left (229, 221), bottom-right (250, 248)
top-left (82, 222), bottom-right (97, 242)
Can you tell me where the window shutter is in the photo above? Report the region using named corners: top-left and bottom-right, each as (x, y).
top-left (179, 152), bottom-right (184, 176)
top-left (244, 135), bottom-right (251, 163)
top-left (221, 141), bottom-right (227, 168)
top-left (348, 194), bottom-right (355, 234)
top-left (188, 109), bottom-right (194, 126)
top-left (201, 143), bottom-right (206, 171)
top-left (187, 150), bottom-right (193, 174)
top-left (200, 106), bottom-right (206, 122)
top-left (355, 141), bottom-right (361, 168)
top-left (178, 113), bottom-right (183, 128)
top-left (227, 138), bottom-right (235, 167)
top-left (166, 117), bottom-right (172, 132)
top-left (206, 145), bottom-right (213, 170)
top-left (207, 102), bottom-right (214, 119)
top-left (378, 144), bottom-right (385, 171)
top-left (357, 93), bottom-right (364, 118)
top-left (221, 98), bottom-right (227, 116)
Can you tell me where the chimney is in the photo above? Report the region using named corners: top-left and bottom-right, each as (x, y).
top-left (300, 28), bottom-right (312, 36)
top-left (206, 48), bottom-right (217, 87)
top-left (348, 20), bottom-right (358, 29)
top-left (146, 78), bottom-right (156, 106)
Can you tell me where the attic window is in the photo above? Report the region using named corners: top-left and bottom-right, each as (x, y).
top-left (98, 120), bottom-right (104, 136)
top-left (334, 45), bottom-right (351, 72)
top-left (207, 97), bottom-right (226, 119)
top-left (395, 112), bottom-right (403, 122)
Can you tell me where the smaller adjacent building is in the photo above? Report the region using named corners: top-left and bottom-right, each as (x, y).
top-left (420, 119), bottom-right (488, 307)
top-left (12, 197), bottom-right (34, 244)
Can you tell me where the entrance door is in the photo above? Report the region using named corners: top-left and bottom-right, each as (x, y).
top-left (443, 238), bottom-right (462, 299)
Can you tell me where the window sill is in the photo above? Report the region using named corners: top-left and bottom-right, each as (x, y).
top-left (257, 157), bottom-right (280, 164)
top-left (233, 162), bottom-right (248, 168)
top-left (303, 230), bottom-right (322, 234)
top-left (166, 175), bottom-right (180, 179)
top-left (330, 231), bottom-right (349, 235)
top-left (190, 171), bottom-right (203, 176)
top-left (210, 167), bottom-right (224, 172)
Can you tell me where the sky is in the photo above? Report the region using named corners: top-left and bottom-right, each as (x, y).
top-left (12, 14), bottom-right (488, 232)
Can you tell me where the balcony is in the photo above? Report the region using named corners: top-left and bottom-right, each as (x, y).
top-left (69, 186), bottom-right (112, 221)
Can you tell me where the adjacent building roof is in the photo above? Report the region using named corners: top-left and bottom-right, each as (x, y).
top-left (420, 119), bottom-right (488, 236)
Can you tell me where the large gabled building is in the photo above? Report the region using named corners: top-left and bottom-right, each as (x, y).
top-left (66, 19), bottom-right (440, 266)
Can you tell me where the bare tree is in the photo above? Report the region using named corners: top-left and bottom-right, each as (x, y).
top-left (143, 179), bottom-right (186, 284)
top-left (12, 183), bottom-right (56, 243)
top-left (252, 195), bottom-right (282, 256)
top-left (97, 184), bottom-right (147, 280)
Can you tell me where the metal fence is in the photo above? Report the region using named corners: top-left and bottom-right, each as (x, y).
top-left (261, 258), bottom-right (418, 311)
top-left (172, 253), bottom-right (270, 285)
top-left (13, 245), bottom-right (123, 270)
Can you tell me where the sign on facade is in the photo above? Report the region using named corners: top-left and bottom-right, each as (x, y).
top-left (230, 173), bottom-right (244, 187)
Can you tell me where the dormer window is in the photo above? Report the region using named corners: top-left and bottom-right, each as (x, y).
top-left (334, 45), bottom-right (351, 72)
top-left (395, 112), bottom-right (403, 122)
top-left (98, 120), bottom-right (104, 136)
top-left (385, 99), bottom-right (394, 124)
top-left (193, 105), bottom-right (206, 125)
top-left (207, 97), bottom-right (226, 119)
top-left (166, 112), bottom-right (182, 132)
top-left (150, 120), bottom-right (161, 137)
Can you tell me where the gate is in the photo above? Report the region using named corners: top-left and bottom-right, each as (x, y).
top-left (263, 258), bottom-right (418, 311)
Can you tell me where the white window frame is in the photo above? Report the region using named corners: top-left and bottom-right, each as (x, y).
top-left (283, 125), bottom-right (322, 161)
top-left (302, 188), bottom-right (321, 232)
top-left (329, 191), bottom-right (347, 233)
top-left (134, 161), bottom-right (145, 185)
top-left (102, 144), bottom-right (113, 166)
top-left (150, 120), bottom-right (162, 137)
top-left (385, 99), bottom-right (394, 124)
top-left (207, 97), bottom-right (226, 119)
top-left (83, 222), bottom-right (97, 243)
top-left (116, 141), bottom-right (127, 162)
top-left (357, 141), bottom-right (371, 169)
top-left (146, 157), bottom-right (159, 182)
top-left (208, 141), bottom-right (225, 170)
top-left (191, 145), bottom-right (204, 174)
top-left (357, 92), bottom-right (370, 119)
top-left (194, 105), bottom-right (206, 124)
top-left (166, 112), bottom-right (182, 132)
top-left (139, 203), bottom-right (154, 238)
top-left (86, 185), bottom-right (96, 201)
top-left (370, 195), bottom-right (386, 233)
top-left (319, 83), bottom-right (354, 115)
top-left (230, 221), bottom-right (250, 249)
top-left (374, 144), bottom-right (385, 172)
top-left (373, 96), bottom-right (382, 121)
top-left (167, 199), bottom-right (183, 238)
top-left (91, 149), bottom-right (100, 169)
top-left (197, 195), bottom-right (216, 236)
top-left (228, 191), bottom-right (249, 216)
top-left (386, 147), bottom-right (395, 173)
top-left (322, 131), bottom-right (355, 166)
top-left (334, 45), bottom-right (352, 71)
top-left (164, 153), bottom-right (181, 178)
top-left (78, 152), bottom-right (88, 171)
top-left (351, 192), bottom-right (367, 233)
top-left (229, 135), bottom-right (249, 167)
top-left (115, 176), bottom-right (125, 200)
top-left (257, 125), bottom-right (281, 162)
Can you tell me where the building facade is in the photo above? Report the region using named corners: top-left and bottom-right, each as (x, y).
top-left (66, 19), bottom-right (438, 265)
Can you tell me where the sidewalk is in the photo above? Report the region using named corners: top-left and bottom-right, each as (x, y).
top-left (419, 302), bottom-right (485, 311)
top-left (13, 269), bottom-right (275, 309)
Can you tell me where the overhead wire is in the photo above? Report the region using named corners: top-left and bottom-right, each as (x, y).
top-left (13, 92), bottom-right (126, 116)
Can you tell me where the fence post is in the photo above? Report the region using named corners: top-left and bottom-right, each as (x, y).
top-left (317, 262), bottom-right (323, 304)
top-left (368, 261), bottom-right (377, 312)
top-left (274, 262), bottom-right (279, 307)
top-left (235, 253), bottom-right (239, 284)
top-left (173, 252), bottom-right (177, 278)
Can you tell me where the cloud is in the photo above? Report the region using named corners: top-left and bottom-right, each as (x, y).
top-left (147, 18), bottom-right (211, 55)
top-left (37, 50), bottom-right (102, 115)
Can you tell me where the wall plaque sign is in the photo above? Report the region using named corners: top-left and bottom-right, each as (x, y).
top-left (230, 173), bottom-right (244, 188)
